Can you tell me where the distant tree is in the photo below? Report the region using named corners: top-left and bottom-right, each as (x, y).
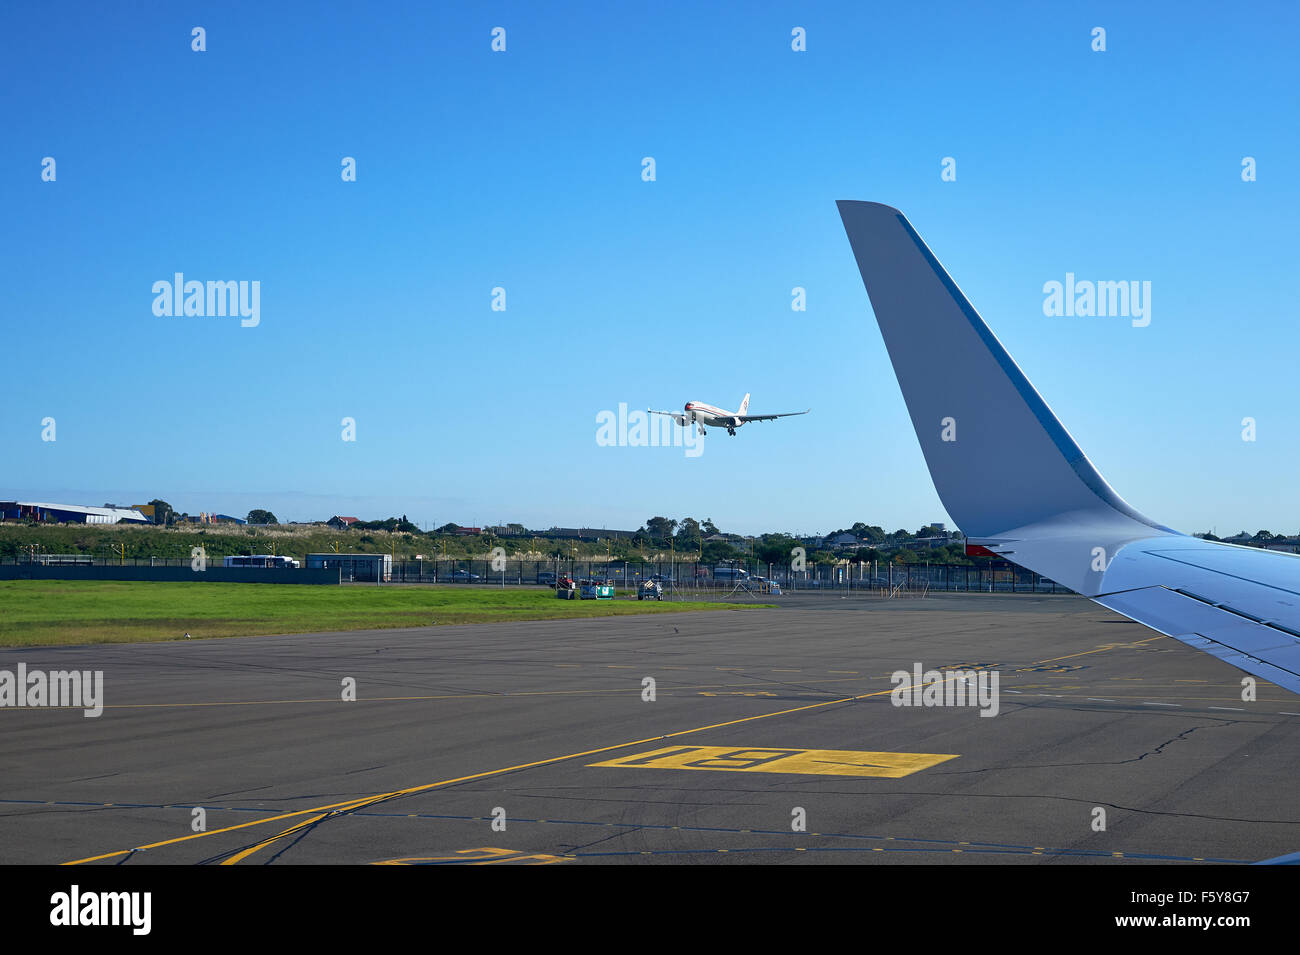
top-left (436, 523), bottom-right (461, 534)
top-left (246, 509), bottom-right (278, 525)
top-left (755, 534), bottom-right (800, 566)
top-left (849, 523), bottom-right (886, 543)
top-left (643, 516), bottom-right (677, 544)
top-left (355, 516), bottom-right (420, 534)
top-left (675, 518), bottom-right (702, 550)
top-left (702, 518), bottom-right (721, 536)
top-left (702, 540), bottom-right (741, 563)
top-left (147, 499), bottom-right (175, 525)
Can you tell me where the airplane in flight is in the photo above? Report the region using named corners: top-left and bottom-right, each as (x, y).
top-left (649, 394), bottom-right (810, 436)
top-left (838, 200), bottom-right (1300, 696)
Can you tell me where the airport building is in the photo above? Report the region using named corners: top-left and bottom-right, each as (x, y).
top-left (0, 501), bottom-right (151, 525)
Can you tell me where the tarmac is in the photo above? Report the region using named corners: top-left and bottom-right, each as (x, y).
top-left (2, 591), bottom-right (1297, 865)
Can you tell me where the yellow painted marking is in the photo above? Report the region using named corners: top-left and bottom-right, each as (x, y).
top-left (221, 810), bottom-right (337, 865)
top-left (374, 847), bottom-right (569, 865)
top-left (1030, 635), bottom-right (1163, 666)
top-left (589, 745), bottom-right (958, 778)
top-left (65, 675), bottom-right (962, 865)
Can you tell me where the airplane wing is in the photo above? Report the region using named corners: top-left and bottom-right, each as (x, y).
top-left (737, 409), bottom-right (811, 423)
top-left (837, 200), bottom-right (1300, 695)
top-left (648, 408), bottom-right (688, 426)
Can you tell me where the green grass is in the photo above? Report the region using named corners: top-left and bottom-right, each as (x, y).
top-left (0, 580), bottom-right (772, 647)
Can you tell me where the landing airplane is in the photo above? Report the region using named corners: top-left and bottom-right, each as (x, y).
top-left (649, 394), bottom-right (810, 436)
top-left (839, 200), bottom-right (1300, 696)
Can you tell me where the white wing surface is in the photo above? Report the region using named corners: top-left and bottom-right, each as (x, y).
top-left (838, 200), bottom-right (1300, 695)
top-left (737, 409), bottom-right (811, 422)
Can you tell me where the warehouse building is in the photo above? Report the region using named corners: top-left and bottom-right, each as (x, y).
top-left (0, 501), bottom-right (151, 524)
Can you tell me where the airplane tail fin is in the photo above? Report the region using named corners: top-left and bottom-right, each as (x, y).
top-left (738, 393), bottom-right (750, 416)
top-left (836, 200), bottom-right (1161, 538)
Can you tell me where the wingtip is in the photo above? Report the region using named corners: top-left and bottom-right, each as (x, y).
top-left (836, 199), bottom-right (904, 217)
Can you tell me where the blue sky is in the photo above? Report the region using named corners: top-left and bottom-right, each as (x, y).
top-left (2, 1), bottom-right (1297, 536)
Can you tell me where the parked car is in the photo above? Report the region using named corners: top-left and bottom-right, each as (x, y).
top-left (713, 566), bottom-right (750, 581)
top-left (537, 571), bottom-right (557, 586)
top-left (449, 570), bottom-right (481, 582)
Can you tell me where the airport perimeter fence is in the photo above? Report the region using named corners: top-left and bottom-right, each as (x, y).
top-left (374, 560), bottom-right (1070, 594)
top-left (0, 555), bottom-right (1073, 593)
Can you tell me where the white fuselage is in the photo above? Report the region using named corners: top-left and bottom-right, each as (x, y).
top-left (684, 401), bottom-right (742, 431)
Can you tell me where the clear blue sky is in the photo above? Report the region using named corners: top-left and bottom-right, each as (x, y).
top-left (3, 1), bottom-right (1297, 537)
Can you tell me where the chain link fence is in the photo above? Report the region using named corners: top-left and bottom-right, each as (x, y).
top-left (0, 555), bottom-right (1070, 592)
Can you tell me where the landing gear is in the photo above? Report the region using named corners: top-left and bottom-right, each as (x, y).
top-left (727, 427), bottom-right (736, 436)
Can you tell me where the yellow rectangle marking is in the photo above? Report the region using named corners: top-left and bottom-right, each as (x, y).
top-left (588, 745), bottom-right (958, 778)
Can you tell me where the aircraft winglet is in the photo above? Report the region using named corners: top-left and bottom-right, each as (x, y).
top-left (836, 200), bottom-right (1163, 539)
